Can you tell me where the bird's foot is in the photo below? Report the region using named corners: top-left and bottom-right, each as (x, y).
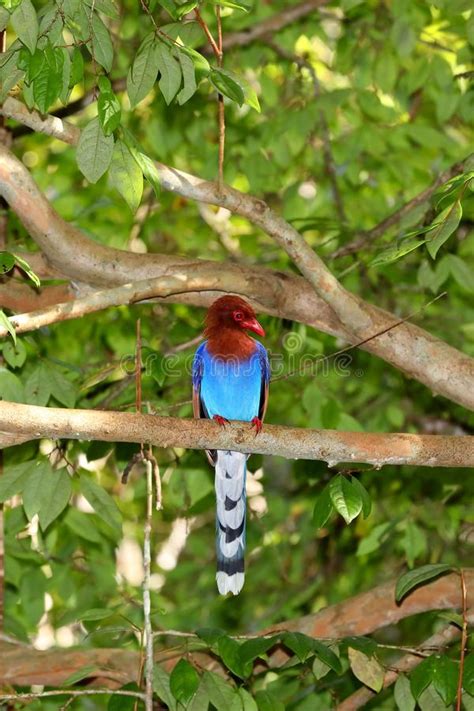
top-left (250, 417), bottom-right (263, 435)
top-left (213, 414), bottom-right (230, 427)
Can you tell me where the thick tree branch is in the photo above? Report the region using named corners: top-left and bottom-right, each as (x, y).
top-left (1, 102), bottom-right (474, 411)
top-left (0, 571), bottom-right (471, 687)
top-left (1, 401), bottom-right (474, 467)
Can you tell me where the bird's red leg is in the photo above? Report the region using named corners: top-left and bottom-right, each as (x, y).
top-left (250, 417), bottom-right (263, 435)
top-left (213, 414), bottom-right (230, 427)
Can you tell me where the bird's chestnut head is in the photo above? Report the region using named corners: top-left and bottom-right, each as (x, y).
top-left (204, 295), bottom-right (265, 338)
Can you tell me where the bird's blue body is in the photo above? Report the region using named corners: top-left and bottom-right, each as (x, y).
top-left (193, 327), bottom-right (270, 596)
top-left (193, 340), bottom-right (269, 422)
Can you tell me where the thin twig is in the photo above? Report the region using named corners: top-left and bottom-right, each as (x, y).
top-left (456, 569), bottom-right (468, 711)
top-left (194, 7), bottom-right (220, 57)
top-left (331, 158), bottom-right (469, 258)
top-left (143, 458), bottom-right (154, 711)
top-left (274, 291), bottom-right (447, 382)
top-left (216, 6), bottom-right (225, 193)
top-left (195, 7), bottom-right (225, 191)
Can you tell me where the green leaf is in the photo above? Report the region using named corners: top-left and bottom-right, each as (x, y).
top-left (401, 521), bottom-right (427, 568)
top-left (156, 42), bottom-right (182, 105)
top-left (175, 1), bottom-right (198, 19)
top-left (80, 474), bottom-right (122, 533)
top-left (348, 647), bottom-right (384, 692)
top-left (208, 0), bottom-right (251, 10)
top-left (0, 367), bottom-right (24, 402)
top-left (210, 67), bottom-right (244, 105)
top-left (176, 48), bottom-right (196, 105)
top-left (371, 238), bottom-right (425, 267)
top-left (77, 117), bottom-right (114, 183)
top-left (122, 127), bottom-right (160, 198)
top-left (109, 139), bottom-right (143, 212)
top-left (64, 508), bottom-right (103, 543)
top-left (394, 674), bottom-right (416, 711)
top-left (188, 679), bottom-right (210, 711)
top-left (448, 254), bottom-right (474, 292)
top-left (464, 654), bottom-right (474, 695)
top-left (59, 47), bottom-right (71, 104)
top-left (356, 522), bottom-right (392, 557)
top-left (89, 12), bottom-right (113, 72)
top-left (329, 474), bottom-right (363, 524)
top-left (410, 658), bottom-right (436, 700)
top-left (313, 655), bottom-right (331, 680)
top-left (350, 476), bottom-right (371, 518)
top-left (417, 684), bottom-right (448, 711)
top-left (42, 361), bottom-right (77, 408)
top-left (33, 44), bottom-right (64, 113)
top-left (282, 631), bottom-right (314, 662)
top-left (63, 665), bottom-right (98, 686)
top-left (431, 655), bottom-right (458, 705)
top-left (395, 564), bottom-right (454, 602)
top-left (98, 88), bottom-right (121, 136)
top-left (11, 0), bottom-right (38, 53)
top-left (157, 0), bottom-right (177, 20)
top-left (196, 627), bottom-right (226, 646)
top-left (14, 253), bottom-right (41, 287)
top-left (238, 688), bottom-right (257, 711)
top-left (0, 309), bottom-right (16, 344)
top-left (3, 339), bottom-right (26, 368)
top-left (0, 7), bottom-right (9, 31)
top-left (79, 608), bottom-right (115, 621)
top-left (202, 670), bottom-right (238, 711)
top-left (255, 690), bottom-right (285, 711)
top-left (426, 201), bottom-right (463, 259)
top-left (170, 659), bottom-right (200, 705)
top-left (84, 0), bottom-right (120, 19)
top-left (23, 462), bottom-right (71, 530)
top-left (312, 640), bottom-right (343, 674)
top-left (153, 665), bottom-right (177, 711)
top-left (24, 363), bottom-right (50, 406)
top-left (217, 635), bottom-right (246, 678)
top-left (70, 47), bottom-right (84, 87)
top-left (0, 251), bottom-right (15, 274)
top-left (239, 636), bottom-right (278, 667)
top-left (313, 482), bottom-right (334, 529)
top-left (0, 461), bottom-right (34, 502)
top-left (127, 33), bottom-right (160, 108)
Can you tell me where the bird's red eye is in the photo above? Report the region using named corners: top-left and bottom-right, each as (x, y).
top-left (233, 311), bottom-right (244, 322)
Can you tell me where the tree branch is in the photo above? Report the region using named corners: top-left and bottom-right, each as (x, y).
top-left (1, 101), bottom-right (474, 411)
top-left (1, 401), bottom-right (474, 467)
top-left (0, 571), bottom-right (471, 687)
top-left (331, 157), bottom-right (471, 258)
top-left (222, 0), bottom-right (330, 52)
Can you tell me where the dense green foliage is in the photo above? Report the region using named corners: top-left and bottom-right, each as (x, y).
top-left (0, 0), bottom-right (474, 708)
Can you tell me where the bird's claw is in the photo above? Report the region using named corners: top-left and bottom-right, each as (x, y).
top-left (250, 417), bottom-right (263, 435)
top-left (213, 415), bottom-right (230, 427)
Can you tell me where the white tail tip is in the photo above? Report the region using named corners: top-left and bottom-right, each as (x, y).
top-left (216, 571), bottom-right (245, 596)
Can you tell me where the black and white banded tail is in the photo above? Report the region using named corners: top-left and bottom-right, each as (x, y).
top-left (215, 450), bottom-right (247, 595)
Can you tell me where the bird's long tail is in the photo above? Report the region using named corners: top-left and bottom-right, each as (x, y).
top-left (215, 450), bottom-right (247, 596)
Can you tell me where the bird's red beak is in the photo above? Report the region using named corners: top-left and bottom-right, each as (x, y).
top-left (241, 317), bottom-right (265, 337)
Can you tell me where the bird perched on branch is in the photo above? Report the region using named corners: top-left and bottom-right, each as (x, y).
top-left (192, 295), bottom-right (270, 595)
